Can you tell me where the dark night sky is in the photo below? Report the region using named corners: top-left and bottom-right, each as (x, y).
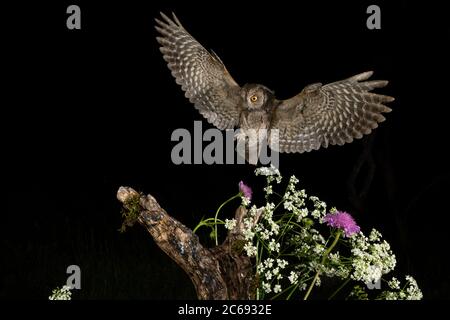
top-left (2, 1), bottom-right (450, 299)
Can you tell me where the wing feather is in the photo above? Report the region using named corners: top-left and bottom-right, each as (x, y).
top-left (155, 12), bottom-right (242, 129)
top-left (271, 71), bottom-right (394, 153)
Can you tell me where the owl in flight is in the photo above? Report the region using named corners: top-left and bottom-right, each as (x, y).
top-left (155, 12), bottom-right (393, 156)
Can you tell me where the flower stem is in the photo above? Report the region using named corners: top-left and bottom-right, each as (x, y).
top-left (214, 194), bottom-right (240, 246)
top-left (328, 278), bottom-right (350, 300)
top-left (286, 282), bottom-right (300, 300)
top-left (303, 230), bottom-right (342, 300)
top-left (192, 218), bottom-right (224, 234)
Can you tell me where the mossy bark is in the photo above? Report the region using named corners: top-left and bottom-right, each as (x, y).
top-left (117, 187), bottom-right (258, 300)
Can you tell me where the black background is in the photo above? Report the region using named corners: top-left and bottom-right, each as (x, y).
top-left (2, 1), bottom-right (450, 300)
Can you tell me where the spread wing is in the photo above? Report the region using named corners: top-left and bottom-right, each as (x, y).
top-left (270, 71), bottom-right (394, 153)
top-left (155, 12), bottom-right (242, 129)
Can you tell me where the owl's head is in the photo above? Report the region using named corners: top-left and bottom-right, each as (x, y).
top-left (242, 84), bottom-right (274, 110)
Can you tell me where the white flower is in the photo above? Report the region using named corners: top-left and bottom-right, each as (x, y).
top-left (242, 218), bottom-right (255, 240)
top-left (315, 277), bottom-right (321, 287)
top-left (264, 258), bottom-right (274, 269)
top-left (277, 259), bottom-right (288, 269)
top-left (297, 189), bottom-right (307, 198)
top-left (255, 165), bottom-right (282, 184)
top-left (244, 242), bottom-right (257, 257)
top-left (262, 281), bottom-right (271, 293)
top-left (268, 239), bottom-right (280, 252)
top-left (405, 275), bottom-right (417, 285)
top-left (335, 266), bottom-right (350, 279)
top-left (284, 200), bottom-right (295, 211)
top-left (272, 267), bottom-right (280, 276)
top-left (241, 196), bottom-right (251, 207)
top-left (380, 276), bottom-right (422, 300)
top-left (309, 196), bottom-right (327, 219)
top-left (366, 265), bottom-right (382, 283)
top-left (289, 175), bottom-right (299, 185)
top-left (311, 209), bottom-right (322, 219)
top-left (49, 285), bottom-right (72, 300)
top-left (350, 232), bottom-right (396, 284)
top-left (296, 208), bottom-right (309, 221)
top-left (274, 284), bottom-right (282, 294)
top-left (255, 165), bottom-right (280, 177)
top-left (384, 291), bottom-right (399, 300)
top-left (243, 229), bottom-right (255, 241)
top-left (264, 185), bottom-right (273, 195)
top-left (405, 275), bottom-right (423, 300)
top-left (313, 244), bottom-right (324, 254)
top-left (388, 277), bottom-right (400, 290)
top-left (257, 263), bottom-right (265, 273)
top-left (264, 202), bottom-right (275, 217)
top-left (269, 221), bottom-right (280, 235)
top-left (224, 219), bottom-right (237, 231)
top-left (259, 229), bottom-right (271, 240)
top-left (248, 205), bottom-right (258, 216)
top-left (288, 271), bottom-right (298, 284)
top-left (329, 252), bottom-right (340, 263)
top-left (369, 229), bottom-right (382, 242)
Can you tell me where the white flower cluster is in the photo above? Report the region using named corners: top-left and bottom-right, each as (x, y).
top-left (244, 242), bottom-right (258, 257)
top-left (404, 276), bottom-right (423, 300)
top-left (292, 227), bottom-right (325, 258)
top-left (382, 276), bottom-right (423, 300)
top-left (282, 175), bottom-right (310, 222)
top-left (309, 196), bottom-right (327, 219)
top-left (268, 239), bottom-right (280, 252)
top-left (255, 165), bottom-right (282, 184)
top-left (277, 259), bottom-right (288, 269)
top-left (241, 202), bottom-right (282, 260)
top-left (322, 252), bottom-right (351, 279)
top-left (261, 203), bottom-right (280, 236)
top-left (288, 271), bottom-right (299, 284)
top-left (242, 202), bottom-right (283, 260)
top-left (369, 229), bottom-right (382, 242)
top-left (49, 285), bottom-right (72, 300)
top-left (241, 196), bottom-right (251, 207)
top-left (329, 252), bottom-right (340, 264)
top-left (387, 276), bottom-right (401, 290)
top-left (263, 185), bottom-right (273, 196)
top-left (242, 206), bottom-right (258, 241)
top-left (262, 281), bottom-right (271, 293)
top-left (234, 166), bottom-right (423, 300)
top-left (325, 265), bottom-right (351, 279)
top-left (224, 218), bottom-right (237, 231)
top-left (350, 229), bottom-right (397, 284)
top-left (258, 258), bottom-right (289, 293)
top-left (273, 284), bottom-right (282, 293)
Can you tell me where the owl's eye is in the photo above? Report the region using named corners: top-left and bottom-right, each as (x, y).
top-left (250, 95), bottom-right (258, 102)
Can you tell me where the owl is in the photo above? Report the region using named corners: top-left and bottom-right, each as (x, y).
top-left (155, 12), bottom-right (394, 159)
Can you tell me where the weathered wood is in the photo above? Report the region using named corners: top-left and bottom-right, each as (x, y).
top-left (117, 186), bottom-right (258, 300)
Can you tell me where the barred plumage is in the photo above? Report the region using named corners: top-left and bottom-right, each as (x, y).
top-left (155, 12), bottom-right (241, 130)
top-left (155, 13), bottom-right (394, 154)
top-left (272, 71), bottom-right (393, 153)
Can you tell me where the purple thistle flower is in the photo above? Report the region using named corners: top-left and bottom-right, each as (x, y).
top-left (239, 181), bottom-right (252, 200)
top-left (324, 211), bottom-right (360, 237)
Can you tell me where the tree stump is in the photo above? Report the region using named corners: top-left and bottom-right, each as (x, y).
top-left (117, 187), bottom-right (261, 300)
